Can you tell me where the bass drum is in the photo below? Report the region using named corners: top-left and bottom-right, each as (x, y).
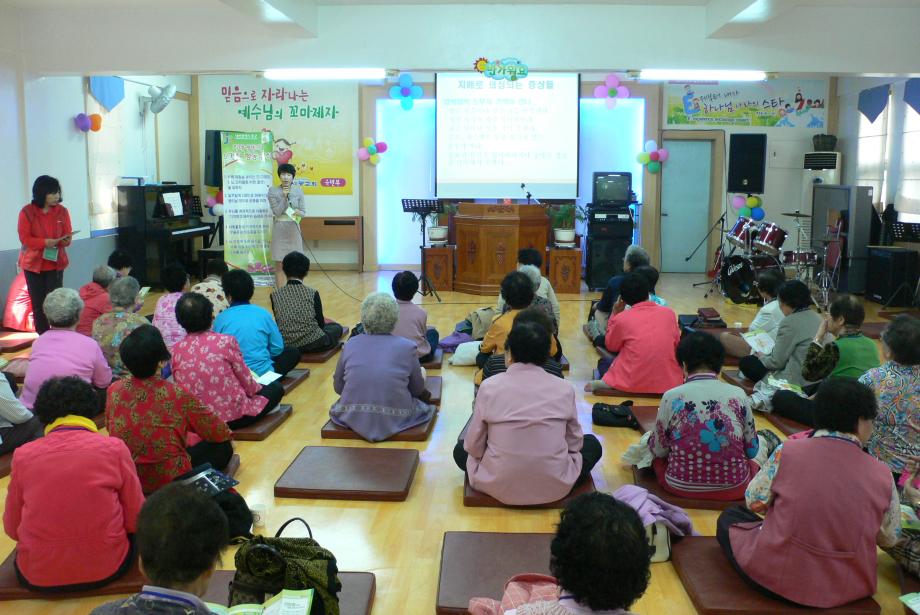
top-left (720, 255), bottom-right (758, 304)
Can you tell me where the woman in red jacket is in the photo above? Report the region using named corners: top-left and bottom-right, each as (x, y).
top-left (17, 175), bottom-right (75, 334)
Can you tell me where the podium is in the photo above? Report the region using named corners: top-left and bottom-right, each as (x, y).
top-left (454, 203), bottom-right (549, 295)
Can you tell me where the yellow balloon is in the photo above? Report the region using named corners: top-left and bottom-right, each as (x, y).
top-left (370, 153), bottom-right (381, 165)
top-left (363, 137), bottom-right (375, 147)
top-left (746, 195), bottom-right (761, 207)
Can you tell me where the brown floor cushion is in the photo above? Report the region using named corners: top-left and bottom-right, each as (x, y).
top-left (462, 475), bottom-right (596, 509)
top-left (203, 569), bottom-right (375, 614)
top-left (631, 405), bottom-right (659, 434)
top-left (232, 404), bottom-right (293, 441)
top-left (436, 531), bottom-right (553, 615)
top-left (0, 454), bottom-right (11, 480)
top-left (300, 343), bottom-right (343, 364)
top-left (225, 453), bottom-right (241, 478)
top-left (879, 309), bottom-right (920, 321)
top-left (426, 375), bottom-right (442, 405)
top-left (590, 370), bottom-right (664, 399)
top-left (861, 321), bottom-right (887, 340)
top-left (763, 412), bottom-right (810, 437)
top-left (321, 411), bottom-right (438, 442)
top-left (672, 536), bottom-right (880, 614)
top-left (0, 549), bottom-right (146, 601)
top-left (421, 348), bottom-right (444, 369)
top-left (0, 332), bottom-right (36, 354)
top-left (722, 370), bottom-right (755, 396)
top-left (559, 355), bottom-right (570, 371)
top-left (631, 466), bottom-right (742, 511)
top-left (280, 368), bottom-right (311, 395)
top-left (274, 446), bottom-right (419, 501)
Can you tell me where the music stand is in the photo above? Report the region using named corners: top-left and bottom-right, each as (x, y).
top-left (402, 199), bottom-right (443, 299)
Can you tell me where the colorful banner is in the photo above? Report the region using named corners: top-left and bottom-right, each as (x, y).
top-left (665, 78), bottom-right (828, 128)
top-left (201, 76), bottom-right (355, 195)
top-left (221, 131), bottom-right (275, 285)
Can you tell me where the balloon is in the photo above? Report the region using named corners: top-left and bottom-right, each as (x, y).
top-left (410, 84), bottom-right (423, 99)
top-left (739, 207), bottom-right (753, 218)
top-left (657, 148), bottom-right (669, 162)
top-left (647, 161), bottom-right (661, 174)
top-left (212, 204), bottom-right (224, 217)
top-left (363, 137), bottom-right (374, 147)
top-left (206, 196), bottom-right (217, 207)
top-left (398, 73), bottom-right (413, 88)
top-left (605, 97), bottom-right (617, 109)
top-left (74, 113), bottom-right (91, 132)
top-left (616, 85), bottom-right (630, 99)
top-left (357, 148), bottom-right (370, 161)
top-left (746, 195), bottom-right (761, 207)
top-left (388, 85), bottom-right (402, 99)
top-left (367, 145), bottom-right (377, 155)
top-left (376, 142), bottom-right (387, 153)
top-left (604, 73), bottom-right (619, 89)
top-left (400, 87), bottom-right (411, 97)
top-left (400, 97), bottom-right (414, 110)
top-left (216, 190), bottom-right (223, 204)
top-left (636, 152), bottom-right (650, 164)
top-left (593, 84), bottom-right (607, 99)
top-left (649, 151), bottom-right (660, 162)
top-left (731, 195), bottom-right (747, 210)
top-left (369, 153), bottom-right (381, 165)
top-left (751, 206), bottom-right (766, 221)
top-left (89, 114), bottom-right (102, 131)
top-left (644, 139), bottom-right (658, 153)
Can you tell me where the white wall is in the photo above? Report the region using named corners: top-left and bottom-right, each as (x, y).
top-left (0, 44), bottom-right (28, 252)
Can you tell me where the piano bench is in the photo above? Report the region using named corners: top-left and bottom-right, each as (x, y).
top-left (198, 247), bottom-right (225, 281)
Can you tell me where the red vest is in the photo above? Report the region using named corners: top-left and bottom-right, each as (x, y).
top-left (729, 437), bottom-right (892, 607)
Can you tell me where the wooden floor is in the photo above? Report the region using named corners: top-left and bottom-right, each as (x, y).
top-left (0, 271), bottom-right (906, 614)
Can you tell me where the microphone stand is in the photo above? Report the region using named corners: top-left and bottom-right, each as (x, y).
top-left (520, 183), bottom-right (532, 205)
top-left (688, 212), bottom-right (727, 297)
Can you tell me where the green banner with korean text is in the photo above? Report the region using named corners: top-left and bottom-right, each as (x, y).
top-left (221, 131), bottom-right (275, 285)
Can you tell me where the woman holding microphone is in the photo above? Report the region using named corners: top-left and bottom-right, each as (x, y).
top-left (18, 175), bottom-right (76, 333)
top-left (266, 163), bottom-right (307, 288)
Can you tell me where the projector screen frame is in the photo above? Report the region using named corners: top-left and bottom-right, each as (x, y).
top-left (434, 71), bottom-right (581, 201)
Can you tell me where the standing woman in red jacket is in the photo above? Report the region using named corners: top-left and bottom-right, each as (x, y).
top-left (18, 176), bottom-right (76, 333)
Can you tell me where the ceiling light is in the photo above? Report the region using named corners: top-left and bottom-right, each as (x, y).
top-left (263, 68), bottom-right (387, 81)
top-left (638, 69), bottom-right (767, 82)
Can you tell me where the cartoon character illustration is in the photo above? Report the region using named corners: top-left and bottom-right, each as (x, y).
top-left (807, 114), bottom-right (825, 129)
top-left (272, 138), bottom-right (295, 165)
top-left (794, 89), bottom-right (805, 111)
top-left (682, 85), bottom-right (701, 116)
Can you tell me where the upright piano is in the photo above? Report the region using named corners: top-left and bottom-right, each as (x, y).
top-left (116, 185), bottom-right (213, 287)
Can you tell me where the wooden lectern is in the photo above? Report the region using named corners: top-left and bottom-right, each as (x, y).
top-left (454, 203), bottom-right (549, 295)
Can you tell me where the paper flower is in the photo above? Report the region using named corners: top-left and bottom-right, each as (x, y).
top-left (593, 74), bottom-right (630, 109)
top-left (389, 73), bottom-right (423, 110)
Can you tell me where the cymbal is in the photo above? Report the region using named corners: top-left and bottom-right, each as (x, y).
top-left (782, 211), bottom-right (812, 218)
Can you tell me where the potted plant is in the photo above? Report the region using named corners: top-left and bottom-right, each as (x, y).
top-left (546, 202), bottom-right (586, 245)
top-left (412, 209), bottom-right (449, 244)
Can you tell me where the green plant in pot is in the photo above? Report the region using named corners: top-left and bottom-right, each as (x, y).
top-left (546, 202), bottom-right (586, 245)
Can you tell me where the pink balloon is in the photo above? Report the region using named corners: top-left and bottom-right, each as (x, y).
top-left (604, 74), bottom-right (619, 89)
top-left (731, 195), bottom-right (747, 210)
top-left (206, 196), bottom-right (217, 207)
top-left (649, 151), bottom-right (660, 162)
top-left (357, 148), bottom-right (370, 161)
top-left (593, 84), bottom-right (607, 99)
top-left (657, 148), bottom-right (669, 162)
top-left (616, 85), bottom-right (630, 99)
top-left (375, 142), bottom-right (387, 153)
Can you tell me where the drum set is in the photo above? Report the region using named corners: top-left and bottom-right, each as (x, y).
top-left (717, 211), bottom-right (832, 304)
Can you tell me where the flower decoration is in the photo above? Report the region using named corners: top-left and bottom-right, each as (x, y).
top-left (593, 74), bottom-right (630, 109)
top-left (357, 137), bottom-right (388, 165)
top-left (635, 139), bottom-right (669, 174)
top-left (731, 194), bottom-right (764, 220)
top-left (389, 73), bottom-right (423, 110)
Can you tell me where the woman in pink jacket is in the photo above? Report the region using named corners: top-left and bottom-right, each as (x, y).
top-left (3, 377), bottom-right (144, 592)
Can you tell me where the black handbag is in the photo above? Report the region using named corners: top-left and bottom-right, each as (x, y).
top-left (591, 400), bottom-right (638, 429)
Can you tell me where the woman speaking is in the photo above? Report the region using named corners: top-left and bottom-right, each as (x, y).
top-left (266, 163), bottom-right (307, 287)
top-left (17, 175), bottom-right (75, 334)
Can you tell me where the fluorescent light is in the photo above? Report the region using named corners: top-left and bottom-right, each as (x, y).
top-left (639, 69), bottom-right (767, 82)
top-left (263, 68), bottom-right (386, 81)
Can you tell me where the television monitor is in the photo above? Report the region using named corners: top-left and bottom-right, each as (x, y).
top-left (592, 172), bottom-right (632, 205)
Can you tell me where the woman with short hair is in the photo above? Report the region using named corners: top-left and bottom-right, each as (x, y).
top-left (152, 263), bottom-right (191, 351)
top-left (267, 163), bottom-right (307, 288)
top-left (93, 276), bottom-right (149, 378)
top-left (76, 265), bottom-right (116, 336)
top-left (455, 317), bottom-right (602, 506)
top-left (20, 288), bottom-right (112, 411)
top-left (329, 293), bottom-right (435, 442)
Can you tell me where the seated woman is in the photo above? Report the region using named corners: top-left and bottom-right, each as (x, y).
top-left (107, 249), bottom-right (133, 278)
top-left (500, 264), bottom-right (558, 335)
top-left (738, 280), bottom-right (823, 411)
top-left (476, 493), bottom-right (650, 615)
top-left (76, 265), bottom-right (115, 336)
top-left (475, 271), bottom-right (558, 385)
top-left (586, 273), bottom-right (682, 394)
top-left (190, 258), bottom-right (230, 316)
top-left (717, 378), bottom-right (899, 608)
top-left (0, 373), bottom-right (42, 456)
top-left (172, 292), bottom-right (283, 430)
top-left (885, 456), bottom-right (920, 579)
top-left (152, 263), bottom-right (191, 351)
top-left (454, 318), bottom-right (602, 505)
top-left (91, 484), bottom-right (228, 615)
top-left (3, 377), bottom-right (144, 592)
top-left (20, 287), bottom-right (112, 412)
top-left (392, 270), bottom-right (439, 363)
top-left (214, 270), bottom-right (300, 377)
top-left (588, 244), bottom-right (651, 341)
top-left (329, 293), bottom-right (435, 442)
top-left (863, 315), bottom-right (920, 476)
top-left (649, 332), bottom-right (761, 501)
top-left (270, 251), bottom-right (343, 354)
top-left (92, 276), bottom-right (149, 379)
top-left (496, 248), bottom-right (561, 325)
top-left (633, 265), bottom-right (667, 306)
top-left (107, 325), bottom-right (233, 494)
top-left (720, 268), bottom-right (785, 358)
top-left (772, 294), bottom-right (880, 426)
top-left (481, 308), bottom-right (564, 381)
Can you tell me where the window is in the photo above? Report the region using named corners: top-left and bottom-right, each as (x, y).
top-left (856, 88), bottom-right (892, 206)
top-left (896, 97), bottom-right (920, 214)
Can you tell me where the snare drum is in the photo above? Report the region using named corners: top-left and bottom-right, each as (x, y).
top-left (752, 221), bottom-right (787, 256)
top-left (726, 216), bottom-right (757, 250)
top-left (782, 250), bottom-right (818, 266)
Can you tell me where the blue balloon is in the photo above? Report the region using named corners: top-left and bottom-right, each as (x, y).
top-left (751, 206), bottom-right (766, 221)
top-left (400, 97), bottom-right (414, 110)
top-left (389, 85), bottom-right (402, 99)
top-left (398, 73), bottom-right (413, 88)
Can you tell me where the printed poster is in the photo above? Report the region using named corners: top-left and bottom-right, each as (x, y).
top-left (665, 78), bottom-right (828, 128)
top-left (201, 75), bottom-right (355, 195)
top-left (220, 131), bottom-right (275, 285)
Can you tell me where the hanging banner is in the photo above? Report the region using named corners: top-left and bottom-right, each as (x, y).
top-left (221, 131), bottom-right (275, 285)
top-left (200, 75), bottom-right (355, 196)
top-left (665, 78), bottom-right (828, 128)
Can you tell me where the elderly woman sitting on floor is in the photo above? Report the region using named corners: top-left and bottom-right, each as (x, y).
top-left (92, 276), bottom-right (149, 379)
top-left (329, 292), bottom-right (435, 442)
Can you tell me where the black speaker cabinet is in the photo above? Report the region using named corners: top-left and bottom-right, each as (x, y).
top-left (866, 246), bottom-right (918, 306)
top-left (585, 236), bottom-right (629, 291)
top-left (204, 130), bottom-right (223, 188)
top-left (727, 133), bottom-right (767, 194)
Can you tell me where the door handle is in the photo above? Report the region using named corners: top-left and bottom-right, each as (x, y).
top-left (661, 213), bottom-right (669, 217)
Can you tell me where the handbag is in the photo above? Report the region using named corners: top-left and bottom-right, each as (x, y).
top-left (591, 400), bottom-right (638, 429)
top-left (646, 520), bottom-right (671, 563)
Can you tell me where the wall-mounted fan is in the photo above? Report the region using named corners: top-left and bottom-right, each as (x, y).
top-left (139, 83), bottom-right (177, 115)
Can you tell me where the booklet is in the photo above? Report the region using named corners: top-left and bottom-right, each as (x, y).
top-left (177, 464), bottom-right (238, 497)
top-left (900, 591), bottom-right (920, 613)
top-left (255, 370), bottom-right (283, 386)
top-left (765, 376), bottom-right (804, 395)
top-left (207, 588), bottom-right (314, 615)
top-left (284, 206), bottom-right (303, 224)
top-left (741, 329), bottom-right (775, 355)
